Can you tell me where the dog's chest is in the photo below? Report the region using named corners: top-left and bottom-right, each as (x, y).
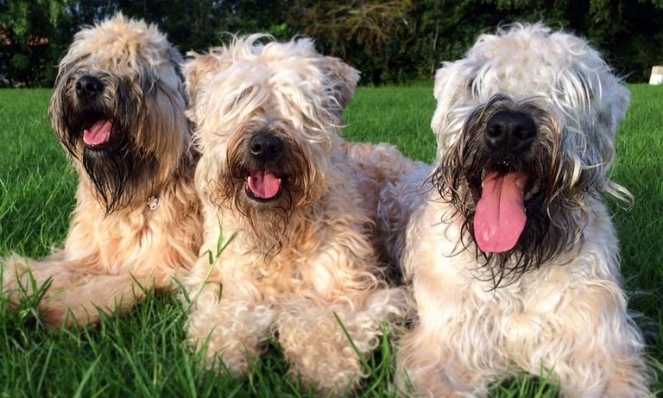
top-left (68, 188), bottom-right (200, 276)
top-left (415, 199), bottom-right (578, 314)
top-left (443, 255), bottom-right (582, 349)
top-left (226, 244), bottom-right (317, 299)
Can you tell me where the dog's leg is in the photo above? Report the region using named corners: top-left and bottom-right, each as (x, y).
top-left (2, 252), bottom-right (94, 305)
top-left (518, 283), bottom-right (651, 398)
top-left (38, 272), bottom-right (155, 326)
top-left (395, 248), bottom-right (499, 398)
top-left (2, 253), bottom-right (154, 326)
top-left (538, 323), bottom-right (650, 398)
top-left (277, 289), bottom-right (404, 396)
top-left (277, 298), bottom-right (364, 395)
top-left (185, 278), bottom-right (274, 375)
top-left (600, 351), bottom-right (651, 398)
top-left (396, 324), bottom-right (490, 398)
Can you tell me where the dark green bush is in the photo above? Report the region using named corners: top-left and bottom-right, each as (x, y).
top-left (0, 0), bottom-right (662, 86)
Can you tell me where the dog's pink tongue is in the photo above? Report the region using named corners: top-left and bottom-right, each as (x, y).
top-left (473, 172), bottom-right (527, 253)
top-left (248, 170), bottom-right (281, 199)
top-left (83, 120), bottom-right (112, 146)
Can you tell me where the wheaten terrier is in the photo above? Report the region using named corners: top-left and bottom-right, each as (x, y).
top-left (380, 24), bottom-right (651, 397)
top-left (183, 36), bottom-right (411, 395)
top-left (1, 14), bottom-right (201, 326)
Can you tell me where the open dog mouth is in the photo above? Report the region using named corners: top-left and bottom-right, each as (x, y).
top-left (469, 165), bottom-right (541, 254)
top-left (245, 170), bottom-right (283, 202)
top-left (77, 110), bottom-right (115, 150)
top-left (83, 119), bottom-right (113, 148)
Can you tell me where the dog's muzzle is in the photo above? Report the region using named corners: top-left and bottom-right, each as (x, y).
top-left (75, 75), bottom-right (105, 101)
top-left (69, 75), bottom-right (117, 149)
top-left (245, 131), bottom-right (284, 202)
top-left (249, 131), bottom-right (284, 163)
top-left (473, 110), bottom-right (539, 254)
top-left (484, 110), bottom-right (537, 160)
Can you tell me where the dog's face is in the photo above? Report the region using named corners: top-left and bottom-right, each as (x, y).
top-left (187, 35), bottom-right (358, 235)
top-left (50, 14), bottom-right (189, 212)
top-left (430, 24), bottom-right (630, 286)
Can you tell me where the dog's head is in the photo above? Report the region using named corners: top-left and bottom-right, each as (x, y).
top-left (50, 13), bottom-right (189, 213)
top-left (430, 24), bottom-right (630, 286)
top-left (186, 35), bottom-right (358, 242)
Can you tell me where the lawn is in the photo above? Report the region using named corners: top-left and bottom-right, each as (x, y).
top-left (0, 85), bottom-right (662, 397)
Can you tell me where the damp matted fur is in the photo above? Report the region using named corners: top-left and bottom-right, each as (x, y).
top-left (1, 14), bottom-right (202, 327)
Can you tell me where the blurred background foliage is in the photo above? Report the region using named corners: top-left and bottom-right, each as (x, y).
top-left (1, 0), bottom-right (662, 86)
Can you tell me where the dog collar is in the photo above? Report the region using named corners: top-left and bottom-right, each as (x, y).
top-left (147, 195), bottom-right (160, 211)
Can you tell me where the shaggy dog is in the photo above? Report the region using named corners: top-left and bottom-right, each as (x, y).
top-left (183, 36), bottom-right (411, 395)
top-left (380, 24), bottom-right (651, 397)
top-left (1, 14), bottom-right (201, 327)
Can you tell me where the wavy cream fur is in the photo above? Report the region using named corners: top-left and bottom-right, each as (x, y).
top-left (184, 36), bottom-right (413, 395)
top-left (380, 24), bottom-right (650, 397)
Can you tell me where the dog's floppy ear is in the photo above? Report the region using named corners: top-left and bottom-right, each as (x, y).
top-left (320, 56), bottom-right (360, 114)
top-left (431, 61), bottom-right (465, 134)
top-left (433, 61), bottom-right (469, 110)
top-left (183, 52), bottom-right (223, 107)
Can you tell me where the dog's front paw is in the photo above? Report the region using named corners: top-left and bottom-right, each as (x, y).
top-left (278, 307), bottom-right (367, 396)
top-left (192, 333), bottom-right (259, 377)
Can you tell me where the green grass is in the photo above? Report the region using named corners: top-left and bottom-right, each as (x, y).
top-left (1, 85), bottom-right (662, 396)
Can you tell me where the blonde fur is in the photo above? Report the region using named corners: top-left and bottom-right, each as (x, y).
top-left (380, 24), bottom-right (651, 397)
top-left (184, 36), bottom-right (411, 395)
top-left (1, 14), bottom-right (202, 326)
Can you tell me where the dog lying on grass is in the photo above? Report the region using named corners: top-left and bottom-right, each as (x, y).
top-left (380, 24), bottom-right (651, 397)
top-left (183, 35), bottom-right (414, 395)
top-left (1, 14), bottom-right (202, 327)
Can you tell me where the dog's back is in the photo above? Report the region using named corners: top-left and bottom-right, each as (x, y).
top-left (377, 163), bottom-right (432, 272)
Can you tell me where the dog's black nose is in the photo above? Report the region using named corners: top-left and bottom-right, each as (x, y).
top-left (485, 110), bottom-right (537, 154)
top-left (75, 75), bottom-right (104, 99)
top-left (249, 132), bottom-right (283, 162)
